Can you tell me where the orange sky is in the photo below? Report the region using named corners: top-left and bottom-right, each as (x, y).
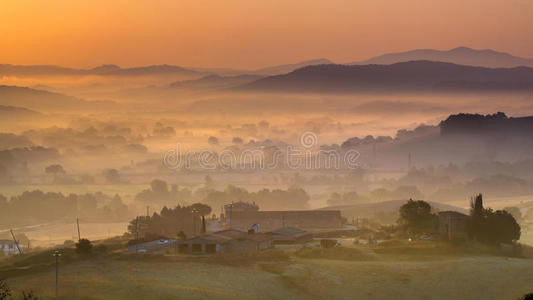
top-left (1, 0), bottom-right (532, 69)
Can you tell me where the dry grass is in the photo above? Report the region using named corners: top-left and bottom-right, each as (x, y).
top-left (2, 245), bottom-right (533, 299)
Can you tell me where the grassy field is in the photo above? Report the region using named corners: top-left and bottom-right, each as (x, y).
top-left (2, 247), bottom-right (533, 300)
top-left (1, 221), bottom-right (129, 248)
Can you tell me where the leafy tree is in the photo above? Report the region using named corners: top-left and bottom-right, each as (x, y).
top-left (177, 231), bottom-right (187, 240)
top-left (0, 279), bottom-right (11, 300)
top-left (468, 194), bottom-right (486, 240)
top-left (45, 164), bottom-right (65, 175)
top-left (397, 199), bottom-right (437, 235)
top-left (75, 239), bottom-right (93, 255)
top-left (201, 216), bottom-right (206, 234)
top-left (520, 293), bottom-right (533, 300)
top-left (22, 290), bottom-right (39, 300)
top-left (127, 204), bottom-right (207, 239)
top-left (102, 169), bottom-right (121, 184)
top-left (191, 203), bottom-right (212, 217)
top-left (150, 179), bottom-right (168, 195)
top-left (468, 194), bottom-right (521, 245)
top-left (232, 137), bottom-right (243, 144)
top-left (503, 206), bottom-right (522, 224)
top-left (208, 136), bottom-right (219, 145)
top-left (484, 210), bottom-right (521, 244)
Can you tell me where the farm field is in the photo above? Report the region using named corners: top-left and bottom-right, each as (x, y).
top-left (4, 252), bottom-right (533, 300)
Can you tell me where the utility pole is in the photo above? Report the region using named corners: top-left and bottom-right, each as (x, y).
top-left (135, 216), bottom-right (139, 253)
top-left (146, 206), bottom-right (149, 217)
top-left (229, 202), bottom-right (233, 228)
top-left (76, 218), bottom-right (81, 242)
top-left (192, 209), bottom-right (197, 236)
top-left (10, 229), bottom-right (22, 255)
top-left (52, 250), bottom-right (62, 299)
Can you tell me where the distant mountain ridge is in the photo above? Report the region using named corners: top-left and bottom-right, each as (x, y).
top-left (252, 58), bottom-right (333, 75)
top-left (1, 59), bottom-right (334, 78)
top-left (351, 46), bottom-right (533, 68)
top-left (169, 74), bottom-right (263, 90)
top-left (0, 105), bottom-right (42, 116)
top-left (188, 58), bottom-right (334, 76)
top-left (0, 64), bottom-right (200, 77)
top-left (237, 60), bottom-right (533, 93)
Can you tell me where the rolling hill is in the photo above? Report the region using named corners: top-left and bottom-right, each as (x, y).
top-left (237, 61), bottom-right (533, 93)
top-left (169, 74), bottom-right (263, 90)
top-left (188, 58), bottom-right (334, 76)
top-left (252, 58), bottom-right (333, 75)
top-left (0, 85), bottom-right (117, 112)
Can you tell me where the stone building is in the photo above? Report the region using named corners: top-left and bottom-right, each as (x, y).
top-left (176, 229), bottom-right (273, 254)
top-left (128, 239), bottom-right (177, 254)
top-left (268, 227), bottom-right (313, 245)
top-left (438, 211), bottom-right (469, 241)
top-left (226, 210), bottom-right (342, 231)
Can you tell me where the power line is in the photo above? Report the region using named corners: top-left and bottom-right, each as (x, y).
top-left (10, 229), bottom-right (22, 255)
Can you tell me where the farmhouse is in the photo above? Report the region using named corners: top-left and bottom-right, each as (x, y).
top-left (268, 227), bottom-right (313, 245)
top-left (176, 229), bottom-right (273, 254)
top-left (225, 208), bottom-right (342, 231)
top-left (127, 239), bottom-right (177, 254)
top-left (438, 211), bottom-right (469, 241)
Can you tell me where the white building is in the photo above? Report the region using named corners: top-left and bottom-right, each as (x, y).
top-left (0, 239), bottom-right (21, 256)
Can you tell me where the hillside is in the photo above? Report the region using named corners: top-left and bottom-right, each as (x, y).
top-left (253, 58), bottom-right (333, 75)
top-left (0, 85), bottom-right (117, 112)
top-left (238, 61), bottom-right (533, 93)
top-left (351, 46), bottom-right (533, 68)
top-left (0, 105), bottom-right (42, 118)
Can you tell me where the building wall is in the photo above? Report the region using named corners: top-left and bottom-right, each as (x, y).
top-left (176, 239), bottom-right (271, 254)
top-left (227, 210), bottom-right (342, 231)
top-left (1, 242), bottom-right (20, 256)
top-left (439, 213), bottom-right (468, 241)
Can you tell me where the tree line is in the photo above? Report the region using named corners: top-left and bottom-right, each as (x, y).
top-left (0, 190), bottom-right (132, 227)
top-left (397, 194), bottom-right (520, 245)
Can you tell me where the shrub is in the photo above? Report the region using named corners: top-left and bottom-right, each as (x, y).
top-left (22, 290), bottom-right (39, 300)
top-left (320, 239), bottom-right (338, 248)
top-left (0, 279), bottom-right (11, 300)
top-left (520, 293), bottom-right (533, 300)
top-left (75, 239), bottom-right (93, 255)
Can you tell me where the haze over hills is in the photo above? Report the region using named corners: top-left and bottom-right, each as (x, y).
top-left (0, 64), bottom-right (201, 77)
top-left (252, 58), bottom-right (333, 75)
top-left (0, 85), bottom-right (117, 112)
top-left (320, 199), bottom-right (467, 220)
top-left (187, 58), bottom-right (334, 76)
top-left (0, 105), bottom-right (44, 124)
top-left (237, 61), bottom-right (533, 93)
top-left (0, 59), bottom-right (333, 78)
top-left (351, 46), bottom-right (533, 68)
top-left (4, 47), bottom-right (533, 80)
top-left (169, 74), bottom-right (263, 90)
